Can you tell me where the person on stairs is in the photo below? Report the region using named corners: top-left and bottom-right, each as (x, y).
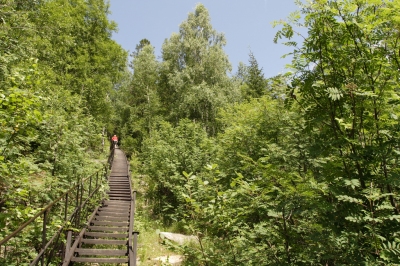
top-left (111, 134), bottom-right (118, 148)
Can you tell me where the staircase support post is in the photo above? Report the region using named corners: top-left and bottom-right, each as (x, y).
top-left (41, 209), bottom-right (48, 266)
top-left (65, 230), bottom-right (72, 259)
top-left (133, 232), bottom-right (139, 266)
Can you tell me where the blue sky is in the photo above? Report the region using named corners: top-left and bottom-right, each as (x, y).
top-left (108, 1), bottom-right (302, 78)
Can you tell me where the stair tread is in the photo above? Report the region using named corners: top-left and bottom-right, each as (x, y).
top-left (71, 257), bottom-right (128, 263)
top-left (84, 232), bottom-right (128, 238)
top-left (94, 216), bottom-right (129, 222)
top-left (101, 205), bottom-right (131, 209)
top-left (91, 221), bottom-right (129, 226)
top-left (88, 226), bottom-right (128, 232)
top-left (108, 197), bottom-right (131, 200)
top-left (102, 202), bottom-right (131, 205)
top-left (81, 239), bottom-right (127, 245)
top-left (75, 248), bottom-right (127, 256)
top-left (97, 210), bottom-right (130, 215)
top-left (98, 208), bottom-right (130, 212)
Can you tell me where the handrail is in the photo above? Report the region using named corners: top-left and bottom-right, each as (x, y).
top-left (62, 146), bottom-right (138, 265)
top-left (3, 176), bottom-right (75, 245)
top-left (126, 149), bottom-right (138, 266)
top-left (0, 165), bottom-right (109, 265)
top-left (30, 182), bottom-right (103, 266)
top-left (0, 169), bottom-right (104, 247)
top-left (0, 169), bottom-right (99, 246)
top-left (62, 206), bottom-right (100, 265)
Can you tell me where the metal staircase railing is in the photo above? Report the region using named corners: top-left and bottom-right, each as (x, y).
top-left (62, 147), bottom-right (139, 265)
top-left (0, 166), bottom-right (109, 265)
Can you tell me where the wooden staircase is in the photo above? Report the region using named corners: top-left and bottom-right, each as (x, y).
top-left (63, 148), bottom-right (138, 265)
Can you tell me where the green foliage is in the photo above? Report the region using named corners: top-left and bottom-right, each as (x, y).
top-left (245, 51), bottom-right (267, 99)
top-left (112, 1), bottom-right (400, 265)
top-left (122, 43), bottom-right (161, 150)
top-left (131, 38), bottom-right (151, 58)
top-left (140, 119), bottom-right (214, 223)
top-left (0, 0), bottom-right (126, 263)
top-left (32, 0), bottom-right (127, 121)
top-left (159, 3), bottom-right (241, 135)
top-left (271, 0), bottom-right (400, 263)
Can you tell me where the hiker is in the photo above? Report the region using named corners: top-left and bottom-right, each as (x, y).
top-left (111, 135), bottom-right (118, 148)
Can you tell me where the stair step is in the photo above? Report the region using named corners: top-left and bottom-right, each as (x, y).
top-left (104, 200), bottom-right (131, 204)
top-left (107, 192), bottom-right (131, 195)
top-left (94, 216), bottom-right (129, 222)
top-left (108, 197), bottom-right (131, 201)
top-left (75, 248), bottom-right (127, 256)
top-left (101, 205), bottom-right (130, 209)
top-left (98, 210), bottom-right (130, 215)
top-left (80, 239), bottom-right (127, 245)
top-left (97, 213), bottom-right (129, 218)
top-left (97, 209), bottom-right (130, 214)
top-left (102, 206), bottom-right (130, 209)
top-left (102, 204), bottom-right (130, 209)
top-left (101, 203), bottom-right (130, 206)
top-left (101, 203), bottom-right (130, 207)
top-left (107, 194), bottom-right (131, 198)
top-left (107, 188), bottom-right (131, 191)
top-left (88, 226), bottom-right (128, 232)
top-left (91, 221), bottom-right (129, 226)
top-left (71, 257), bottom-right (128, 263)
top-left (98, 207), bottom-right (130, 211)
top-left (84, 232), bottom-right (128, 238)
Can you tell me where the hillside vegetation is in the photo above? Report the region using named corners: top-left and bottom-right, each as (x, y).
top-left (116, 1), bottom-right (400, 265)
top-left (0, 0), bottom-right (126, 263)
top-left (2, 0), bottom-right (400, 265)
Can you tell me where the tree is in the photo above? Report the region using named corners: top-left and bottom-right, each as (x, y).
top-left (246, 51), bottom-right (266, 98)
top-left (130, 38), bottom-right (151, 58)
top-left (121, 43), bottom-right (161, 150)
top-left (274, 0), bottom-right (400, 263)
top-left (32, 0), bottom-right (127, 121)
top-left (140, 119), bottom-right (213, 223)
top-left (159, 3), bottom-right (240, 135)
top-left (138, 0), bottom-right (400, 264)
top-left (0, 1), bottom-right (127, 261)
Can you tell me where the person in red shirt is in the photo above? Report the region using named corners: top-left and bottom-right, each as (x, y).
top-left (111, 135), bottom-right (118, 147)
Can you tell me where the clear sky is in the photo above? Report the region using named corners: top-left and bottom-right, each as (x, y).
top-left (108, 0), bottom-right (302, 78)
